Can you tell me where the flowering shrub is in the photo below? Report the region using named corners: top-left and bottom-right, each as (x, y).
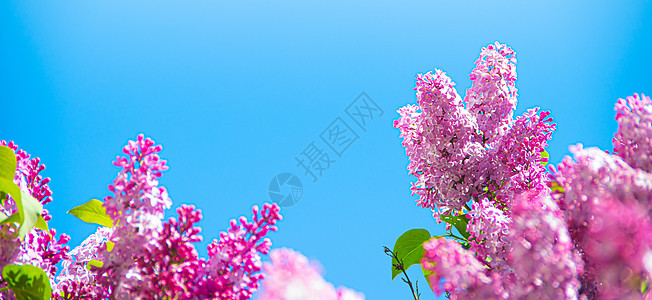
top-left (0, 134), bottom-right (365, 300)
top-left (390, 42), bottom-right (651, 299)
top-left (0, 135), bottom-right (288, 299)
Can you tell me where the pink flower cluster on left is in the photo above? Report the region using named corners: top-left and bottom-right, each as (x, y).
top-left (0, 135), bottom-right (365, 299)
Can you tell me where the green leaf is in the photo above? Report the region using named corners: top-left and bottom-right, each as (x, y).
top-left (34, 215), bottom-right (48, 232)
top-left (440, 214), bottom-right (471, 239)
top-left (67, 199), bottom-right (113, 228)
top-left (0, 178), bottom-right (20, 206)
top-left (391, 229), bottom-right (431, 280)
top-left (0, 212), bottom-right (20, 227)
top-left (540, 150), bottom-right (549, 166)
top-left (106, 241), bottom-right (115, 252)
top-left (86, 259), bottom-right (103, 271)
top-left (0, 146), bottom-right (17, 182)
top-left (2, 264), bottom-right (52, 300)
top-left (16, 190), bottom-right (43, 239)
top-left (642, 278), bottom-right (648, 293)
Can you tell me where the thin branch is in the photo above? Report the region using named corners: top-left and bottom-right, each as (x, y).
top-left (384, 246), bottom-right (421, 300)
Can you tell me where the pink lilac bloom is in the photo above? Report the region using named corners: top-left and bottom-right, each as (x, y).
top-left (394, 43), bottom-right (604, 299)
top-left (94, 134), bottom-right (171, 297)
top-left (394, 69), bottom-right (484, 217)
top-left (575, 196), bottom-right (651, 299)
top-left (466, 198), bottom-right (510, 273)
top-left (507, 188), bottom-right (582, 299)
top-left (546, 93), bottom-right (652, 299)
top-left (550, 135), bottom-right (652, 297)
top-left (394, 42), bottom-right (555, 221)
top-left (423, 189), bottom-right (583, 300)
top-left (258, 248), bottom-right (365, 300)
top-left (131, 204), bottom-right (204, 299)
top-left (14, 228), bottom-right (71, 287)
top-left (55, 226), bottom-right (112, 298)
top-left (488, 108), bottom-right (556, 206)
top-left (199, 202), bottom-right (283, 300)
top-left (421, 237), bottom-right (507, 299)
top-left (79, 134), bottom-right (284, 299)
top-left (613, 93), bottom-right (652, 172)
top-left (464, 42), bottom-right (518, 146)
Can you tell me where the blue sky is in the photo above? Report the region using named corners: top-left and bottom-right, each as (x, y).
top-left (1, 0), bottom-right (650, 298)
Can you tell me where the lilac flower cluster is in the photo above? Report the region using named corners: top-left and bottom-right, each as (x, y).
top-left (549, 94), bottom-right (652, 299)
top-left (56, 227), bottom-right (112, 298)
top-left (0, 136), bottom-right (287, 299)
top-left (396, 43), bottom-right (651, 299)
top-left (421, 237), bottom-right (495, 298)
top-left (506, 188), bottom-right (581, 299)
top-left (394, 42), bottom-right (555, 220)
top-left (258, 248), bottom-right (365, 300)
top-left (77, 134), bottom-right (283, 299)
top-left (466, 198), bottom-right (510, 272)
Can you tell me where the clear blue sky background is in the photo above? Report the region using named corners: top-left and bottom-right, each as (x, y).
top-left (1, 1), bottom-right (650, 299)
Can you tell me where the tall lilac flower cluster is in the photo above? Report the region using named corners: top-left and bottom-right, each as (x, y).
top-left (398, 55), bottom-right (652, 297)
top-left (394, 42), bottom-right (555, 220)
top-left (395, 70), bottom-right (483, 215)
top-left (133, 204), bottom-right (204, 299)
top-left (395, 43), bottom-right (597, 299)
top-left (465, 43), bottom-right (518, 144)
top-left (201, 203), bottom-right (282, 300)
top-left (258, 248), bottom-right (365, 300)
top-left (1, 136), bottom-right (294, 299)
top-left (93, 134), bottom-right (172, 297)
top-left (50, 134), bottom-right (284, 299)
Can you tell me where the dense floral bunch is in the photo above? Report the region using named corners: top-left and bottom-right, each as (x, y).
top-left (0, 135), bottom-right (288, 299)
top-left (394, 42), bottom-right (554, 220)
top-left (258, 248), bottom-right (364, 300)
top-left (394, 42), bottom-right (650, 299)
top-left (549, 93), bottom-right (652, 299)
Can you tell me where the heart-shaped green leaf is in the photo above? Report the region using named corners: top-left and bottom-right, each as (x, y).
top-left (391, 229), bottom-right (431, 280)
top-left (67, 199), bottom-right (113, 228)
